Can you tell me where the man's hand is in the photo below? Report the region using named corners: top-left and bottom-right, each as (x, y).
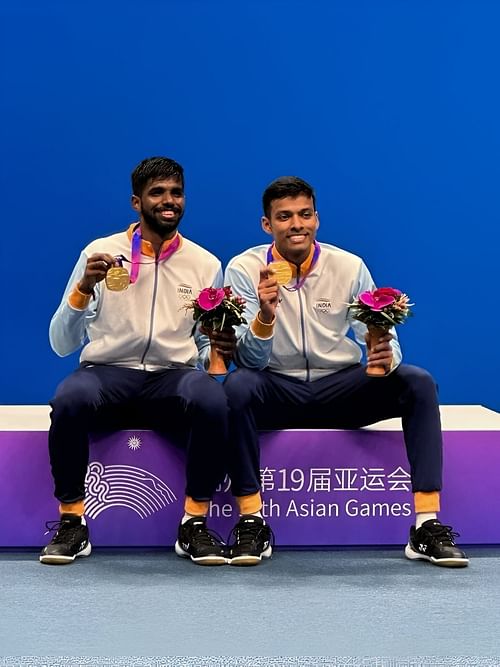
top-left (79, 253), bottom-right (116, 294)
top-left (365, 331), bottom-right (394, 372)
top-left (200, 325), bottom-right (237, 362)
top-left (257, 267), bottom-right (280, 323)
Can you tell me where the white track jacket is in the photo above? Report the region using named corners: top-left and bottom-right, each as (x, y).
top-left (50, 226), bottom-right (222, 371)
top-left (225, 242), bottom-right (402, 381)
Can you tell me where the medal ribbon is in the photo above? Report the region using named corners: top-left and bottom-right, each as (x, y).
top-left (129, 228), bottom-right (181, 284)
top-left (266, 241), bottom-right (321, 291)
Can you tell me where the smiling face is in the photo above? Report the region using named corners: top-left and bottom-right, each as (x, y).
top-left (131, 176), bottom-right (185, 240)
top-left (262, 194), bottom-right (319, 264)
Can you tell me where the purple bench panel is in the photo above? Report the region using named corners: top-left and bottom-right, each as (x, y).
top-left (1, 429), bottom-right (498, 546)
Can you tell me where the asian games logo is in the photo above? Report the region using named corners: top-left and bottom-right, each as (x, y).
top-left (84, 433), bottom-right (177, 519)
top-left (127, 435), bottom-right (142, 451)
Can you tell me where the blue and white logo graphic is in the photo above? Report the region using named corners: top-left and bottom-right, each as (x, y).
top-left (85, 461), bottom-right (177, 519)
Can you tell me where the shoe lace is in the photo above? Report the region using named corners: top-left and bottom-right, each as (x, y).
top-left (427, 523), bottom-right (459, 546)
top-left (229, 520), bottom-right (275, 550)
top-left (44, 519), bottom-right (82, 544)
top-left (191, 523), bottom-right (226, 548)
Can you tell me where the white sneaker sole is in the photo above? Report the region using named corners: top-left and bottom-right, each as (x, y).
top-left (39, 542), bottom-right (92, 565)
top-left (229, 545), bottom-right (273, 566)
top-left (404, 543), bottom-right (469, 568)
top-left (174, 540), bottom-right (227, 566)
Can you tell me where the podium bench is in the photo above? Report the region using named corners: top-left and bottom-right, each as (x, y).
top-left (0, 405), bottom-right (499, 547)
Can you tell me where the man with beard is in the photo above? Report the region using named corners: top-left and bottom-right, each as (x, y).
top-left (41, 156), bottom-right (232, 566)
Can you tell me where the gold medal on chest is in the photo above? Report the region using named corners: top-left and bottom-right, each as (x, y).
top-left (105, 258), bottom-right (130, 291)
top-left (267, 260), bottom-right (293, 285)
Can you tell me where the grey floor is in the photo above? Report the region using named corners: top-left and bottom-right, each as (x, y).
top-left (1, 548), bottom-right (500, 666)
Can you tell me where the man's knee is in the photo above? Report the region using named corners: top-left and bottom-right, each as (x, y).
top-left (179, 373), bottom-right (228, 417)
top-left (223, 368), bottom-right (261, 410)
top-left (396, 364), bottom-right (438, 399)
top-left (50, 373), bottom-right (101, 418)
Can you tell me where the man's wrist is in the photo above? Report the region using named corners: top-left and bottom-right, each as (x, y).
top-left (251, 311), bottom-right (276, 339)
top-left (68, 282), bottom-right (94, 310)
top-left (257, 309), bottom-right (275, 325)
top-left (77, 281), bottom-right (94, 295)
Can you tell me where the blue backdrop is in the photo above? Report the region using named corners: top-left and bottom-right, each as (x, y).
top-left (1, 0), bottom-right (498, 411)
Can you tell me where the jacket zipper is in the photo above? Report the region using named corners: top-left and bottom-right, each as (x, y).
top-left (296, 267), bottom-right (310, 382)
top-left (140, 260), bottom-right (160, 368)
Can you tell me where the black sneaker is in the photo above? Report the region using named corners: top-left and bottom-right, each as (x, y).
top-left (405, 519), bottom-right (469, 567)
top-left (228, 515), bottom-right (273, 566)
top-left (39, 514), bottom-right (92, 565)
top-left (174, 517), bottom-right (228, 565)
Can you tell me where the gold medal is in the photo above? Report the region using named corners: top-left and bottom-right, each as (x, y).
top-left (267, 260), bottom-right (293, 285)
top-left (105, 266), bottom-right (130, 291)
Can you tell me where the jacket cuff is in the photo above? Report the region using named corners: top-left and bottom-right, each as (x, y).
top-left (68, 283), bottom-right (93, 310)
top-left (250, 312), bottom-right (275, 339)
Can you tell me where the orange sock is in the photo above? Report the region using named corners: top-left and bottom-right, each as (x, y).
top-left (184, 496), bottom-right (210, 516)
top-left (59, 500), bottom-right (85, 516)
top-left (236, 492), bottom-right (262, 515)
top-left (414, 491), bottom-right (440, 514)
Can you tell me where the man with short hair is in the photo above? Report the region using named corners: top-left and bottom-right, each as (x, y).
top-left (223, 176), bottom-right (468, 568)
top-left (42, 156), bottom-right (232, 566)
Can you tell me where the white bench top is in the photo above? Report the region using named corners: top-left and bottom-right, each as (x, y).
top-left (0, 405), bottom-right (499, 431)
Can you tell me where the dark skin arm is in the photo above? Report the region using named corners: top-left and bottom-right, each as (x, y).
top-left (200, 326), bottom-right (237, 361)
top-left (257, 267), bottom-right (280, 323)
top-left (365, 331), bottom-right (394, 372)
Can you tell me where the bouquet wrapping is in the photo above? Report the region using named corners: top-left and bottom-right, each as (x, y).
top-left (347, 287), bottom-right (413, 376)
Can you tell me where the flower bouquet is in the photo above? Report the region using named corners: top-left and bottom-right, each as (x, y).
top-left (185, 286), bottom-right (246, 375)
top-left (347, 287), bottom-right (413, 377)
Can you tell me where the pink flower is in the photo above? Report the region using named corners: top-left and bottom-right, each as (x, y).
top-left (358, 290), bottom-right (396, 310)
top-left (373, 287), bottom-right (401, 299)
top-left (197, 287), bottom-right (226, 311)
